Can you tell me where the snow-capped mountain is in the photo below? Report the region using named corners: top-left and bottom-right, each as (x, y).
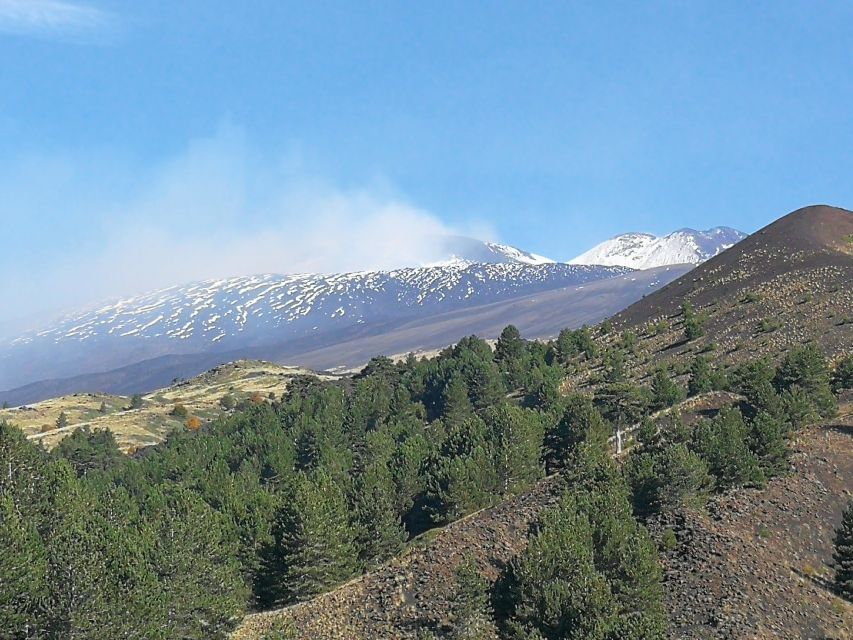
top-left (0, 260), bottom-right (628, 393)
top-left (569, 227), bottom-right (746, 269)
top-left (428, 235), bottom-right (554, 266)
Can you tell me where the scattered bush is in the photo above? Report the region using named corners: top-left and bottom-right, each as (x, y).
top-left (170, 403), bottom-right (189, 418)
top-left (661, 528), bottom-right (678, 551)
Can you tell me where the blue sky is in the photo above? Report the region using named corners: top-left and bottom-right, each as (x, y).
top-left (1, 1), bottom-right (852, 330)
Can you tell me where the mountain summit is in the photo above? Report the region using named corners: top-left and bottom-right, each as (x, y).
top-left (425, 235), bottom-right (555, 266)
top-left (569, 226), bottom-right (745, 269)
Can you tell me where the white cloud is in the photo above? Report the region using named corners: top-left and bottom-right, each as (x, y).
top-left (0, 0), bottom-right (113, 39)
top-left (0, 126), bottom-right (495, 335)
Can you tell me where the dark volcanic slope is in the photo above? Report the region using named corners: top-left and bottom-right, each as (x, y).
top-left (616, 204), bottom-right (853, 326)
top-left (613, 205), bottom-right (853, 361)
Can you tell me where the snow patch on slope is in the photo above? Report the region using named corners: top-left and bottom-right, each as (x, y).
top-left (10, 263), bottom-right (628, 349)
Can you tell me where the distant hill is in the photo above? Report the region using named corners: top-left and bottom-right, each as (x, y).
top-left (0, 265), bottom-right (689, 406)
top-left (569, 226), bottom-right (745, 269)
top-left (0, 261), bottom-right (628, 395)
top-left (0, 360), bottom-right (325, 451)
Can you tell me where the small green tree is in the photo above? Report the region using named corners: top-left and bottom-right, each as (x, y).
top-left (688, 356), bottom-right (713, 396)
top-left (544, 394), bottom-right (609, 472)
top-left (748, 411), bottom-right (788, 477)
top-left (831, 355), bottom-right (853, 394)
top-left (129, 394), bottom-right (144, 410)
top-left (0, 495), bottom-right (47, 633)
top-left (603, 348), bottom-right (626, 383)
top-left (351, 464), bottom-right (406, 569)
top-left (55, 411), bottom-right (69, 429)
top-left (219, 393), bottom-right (236, 410)
top-left (691, 408), bottom-right (764, 489)
top-left (681, 302), bottom-right (705, 341)
top-left (650, 366), bottom-right (685, 410)
top-left (428, 424), bottom-right (500, 523)
top-left (499, 468), bottom-right (666, 639)
top-left (774, 344), bottom-right (836, 418)
top-left (53, 427), bottom-right (123, 476)
top-left (485, 404), bottom-right (544, 497)
top-left (449, 559), bottom-right (496, 639)
top-left (442, 376), bottom-right (474, 426)
top-left (626, 433), bottom-right (713, 517)
top-left (834, 500), bottom-right (853, 598)
top-left (170, 403), bottom-right (189, 418)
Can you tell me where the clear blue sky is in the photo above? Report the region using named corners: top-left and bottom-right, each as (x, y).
top-left (1, 1), bottom-right (852, 328)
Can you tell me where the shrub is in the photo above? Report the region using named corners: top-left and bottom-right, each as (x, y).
top-left (185, 415), bottom-right (202, 431)
top-left (759, 318), bottom-right (780, 333)
top-left (260, 619), bottom-right (297, 640)
top-left (170, 404), bottom-right (188, 418)
top-left (681, 302), bottom-right (705, 341)
top-left (831, 355), bottom-right (853, 393)
top-left (688, 356), bottom-right (712, 396)
top-left (661, 528), bottom-right (677, 551)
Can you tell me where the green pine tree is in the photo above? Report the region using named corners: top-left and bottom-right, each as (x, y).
top-left (681, 302), bottom-right (705, 341)
top-left (687, 355), bottom-right (712, 396)
top-left (691, 408), bottom-right (765, 489)
top-left (834, 500), bottom-right (853, 598)
top-left (650, 366), bottom-right (685, 410)
top-left (141, 485), bottom-right (248, 638)
top-left (748, 411), bottom-right (788, 477)
top-left (0, 494), bottom-right (48, 635)
top-left (499, 469), bottom-right (666, 639)
top-left (831, 355), bottom-right (853, 393)
top-left (351, 464), bottom-right (406, 569)
top-left (442, 375), bottom-right (475, 425)
top-left (544, 394), bottom-right (610, 472)
top-left (449, 559), bottom-right (496, 639)
top-left (774, 344), bottom-right (836, 418)
top-left (275, 471), bottom-right (359, 603)
top-left (484, 404), bottom-right (544, 497)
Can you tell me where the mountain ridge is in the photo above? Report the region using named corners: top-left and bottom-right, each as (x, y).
top-left (569, 226), bottom-right (745, 269)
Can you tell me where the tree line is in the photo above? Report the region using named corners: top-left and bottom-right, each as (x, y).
top-left (1, 322), bottom-right (850, 638)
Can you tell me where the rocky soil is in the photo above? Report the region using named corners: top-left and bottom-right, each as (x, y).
top-left (659, 424), bottom-right (853, 639)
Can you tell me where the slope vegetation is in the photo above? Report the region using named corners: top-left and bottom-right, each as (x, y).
top-left (0, 360), bottom-right (324, 450)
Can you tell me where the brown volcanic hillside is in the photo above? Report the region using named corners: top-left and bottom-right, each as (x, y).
top-left (615, 204), bottom-right (853, 335)
top-left (593, 205), bottom-right (853, 385)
